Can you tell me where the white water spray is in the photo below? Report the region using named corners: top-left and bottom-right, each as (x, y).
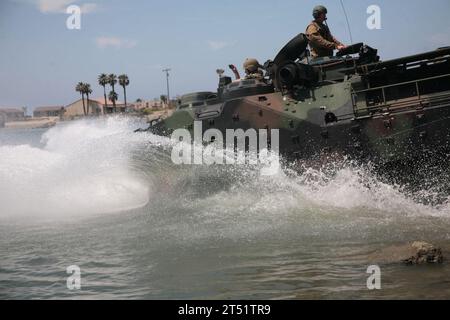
top-left (0, 117), bottom-right (152, 218)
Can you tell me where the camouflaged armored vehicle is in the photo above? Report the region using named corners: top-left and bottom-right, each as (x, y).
top-left (146, 33), bottom-right (450, 166)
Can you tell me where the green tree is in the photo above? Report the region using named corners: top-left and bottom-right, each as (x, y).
top-left (118, 74), bottom-right (129, 112)
top-left (75, 82), bottom-right (86, 116)
top-left (108, 74), bottom-right (117, 112)
top-left (160, 95), bottom-right (167, 105)
top-left (108, 90), bottom-right (118, 112)
top-left (98, 73), bottom-right (109, 114)
top-left (83, 83), bottom-right (93, 115)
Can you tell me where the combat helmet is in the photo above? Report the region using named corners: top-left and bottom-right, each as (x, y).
top-left (243, 58), bottom-right (261, 73)
top-left (313, 5), bottom-right (327, 19)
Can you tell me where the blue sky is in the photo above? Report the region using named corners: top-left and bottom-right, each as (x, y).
top-left (1, 0), bottom-right (450, 111)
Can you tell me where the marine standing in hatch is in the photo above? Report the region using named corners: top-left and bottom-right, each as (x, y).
top-left (229, 58), bottom-right (265, 81)
top-left (242, 58), bottom-right (264, 80)
top-left (305, 5), bottom-right (346, 58)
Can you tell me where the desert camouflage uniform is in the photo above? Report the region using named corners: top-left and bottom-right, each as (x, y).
top-left (305, 21), bottom-right (343, 58)
top-left (243, 58), bottom-right (264, 81)
top-left (244, 70), bottom-right (264, 81)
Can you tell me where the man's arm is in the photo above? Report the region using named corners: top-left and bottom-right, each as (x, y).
top-left (324, 24), bottom-right (345, 50)
top-left (306, 25), bottom-right (337, 50)
top-left (332, 35), bottom-right (345, 50)
top-left (228, 64), bottom-right (240, 80)
top-left (332, 36), bottom-right (343, 47)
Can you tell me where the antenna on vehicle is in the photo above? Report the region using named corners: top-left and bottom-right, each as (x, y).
top-left (339, 0), bottom-right (354, 44)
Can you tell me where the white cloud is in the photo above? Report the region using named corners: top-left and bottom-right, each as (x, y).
top-left (38, 0), bottom-right (72, 13)
top-left (208, 41), bottom-right (234, 51)
top-left (79, 3), bottom-right (98, 14)
top-left (95, 37), bottom-right (137, 49)
top-left (35, 0), bottom-right (98, 14)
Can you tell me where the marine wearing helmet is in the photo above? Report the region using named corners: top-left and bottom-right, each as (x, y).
top-left (305, 5), bottom-right (346, 58)
top-left (242, 58), bottom-right (264, 80)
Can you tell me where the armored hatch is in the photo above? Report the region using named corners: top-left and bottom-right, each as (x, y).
top-left (221, 79), bottom-right (274, 100)
top-left (177, 91), bottom-right (218, 110)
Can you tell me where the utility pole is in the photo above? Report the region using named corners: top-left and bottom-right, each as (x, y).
top-left (162, 68), bottom-right (171, 108)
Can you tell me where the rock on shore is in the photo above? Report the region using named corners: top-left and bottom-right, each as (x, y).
top-left (368, 241), bottom-right (444, 265)
top-left (402, 241), bottom-right (444, 265)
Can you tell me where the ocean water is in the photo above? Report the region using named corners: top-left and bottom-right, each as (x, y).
top-left (1, 117), bottom-right (450, 299)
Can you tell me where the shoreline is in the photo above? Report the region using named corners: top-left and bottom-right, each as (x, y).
top-left (2, 117), bottom-right (58, 129)
top-left (1, 109), bottom-right (175, 130)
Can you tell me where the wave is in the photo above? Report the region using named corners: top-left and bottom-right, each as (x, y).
top-left (0, 117), bottom-right (155, 218)
top-left (1, 116), bottom-right (449, 225)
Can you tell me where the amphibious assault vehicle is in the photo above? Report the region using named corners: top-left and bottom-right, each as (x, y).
top-left (143, 34), bottom-right (450, 167)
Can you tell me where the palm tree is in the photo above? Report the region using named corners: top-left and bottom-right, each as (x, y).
top-left (108, 91), bottom-right (118, 112)
top-left (75, 82), bottom-right (86, 116)
top-left (118, 74), bottom-right (129, 112)
top-left (83, 83), bottom-right (93, 115)
top-left (108, 74), bottom-right (117, 113)
top-left (98, 74), bottom-right (108, 115)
